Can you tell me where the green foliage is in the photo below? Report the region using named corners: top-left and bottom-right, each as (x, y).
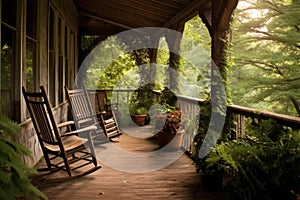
top-left (129, 85), bottom-right (154, 116)
top-left (1, 43), bottom-right (14, 119)
top-left (0, 115), bottom-right (47, 200)
top-left (82, 36), bottom-right (138, 90)
top-left (83, 17), bottom-right (213, 101)
top-left (159, 87), bottom-right (177, 107)
top-left (129, 105), bottom-right (148, 115)
top-left (230, 0), bottom-right (300, 116)
top-left (196, 119), bottom-right (300, 200)
top-left (179, 17), bottom-right (212, 99)
top-left (192, 99), bottom-right (234, 173)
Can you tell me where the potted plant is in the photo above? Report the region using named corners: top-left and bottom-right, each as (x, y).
top-left (129, 106), bottom-right (148, 126)
top-left (129, 88), bottom-right (153, 126)
top-left (153, 104), bottom-right (185, 149)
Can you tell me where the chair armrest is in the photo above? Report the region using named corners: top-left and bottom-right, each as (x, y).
top-left (57, 121), bottom-right (74, 128)
top-left (77, 117), bottom-right (96, 124)
top-left (61, 125), bottom-right (97, 137)
top-left (96, 111), bottom-right (107, 115)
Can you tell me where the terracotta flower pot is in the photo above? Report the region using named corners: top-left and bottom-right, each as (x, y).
top-left (157, 129), bottom-right (184, 150)
top-left (131, 114), bottom-right (147, 126)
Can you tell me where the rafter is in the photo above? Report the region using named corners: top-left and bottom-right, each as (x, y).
top-left (80, 12), bottom-right (135, 30)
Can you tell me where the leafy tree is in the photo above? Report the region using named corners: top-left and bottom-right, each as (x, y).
top-left (230, 0), bottom-right (300, 116)
top-left (82, 36), bottom-right (138, 89)
top-left (178, 16), bottom-right (212, 99)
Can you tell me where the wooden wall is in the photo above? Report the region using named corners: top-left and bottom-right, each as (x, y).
top-left (18, 0), bottom-right (79, 167)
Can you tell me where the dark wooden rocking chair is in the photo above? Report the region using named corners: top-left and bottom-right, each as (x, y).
top-left (22, 86), bottom-right (99, 177)
top-left (92, 90), bottom-right (118, 120)
top-left (65, 86), bottom-right (122, 140)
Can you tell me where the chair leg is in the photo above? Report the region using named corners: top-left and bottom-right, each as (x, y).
top-left (43, 151), bottom-right (52, 171)
top-left (87, 131), bottom-right (98, 166)
top-left (61, 152), bottom-right (72, 177)
top-left (92, 155), bottom-right (98, 167)
top-left (72, 153), bottom-right (77, 159)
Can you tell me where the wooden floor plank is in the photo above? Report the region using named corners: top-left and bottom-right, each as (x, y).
top-left (34, 126), bottom-right (222, 199)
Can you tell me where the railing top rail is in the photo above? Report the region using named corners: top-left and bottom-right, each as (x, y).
top-left (177, 95), bottom-right (205, 104)
top-left (228, 104), bottom-right (300, 128)
top-left (90, 89), bottom-right (137, 93)
top-left (174, 94), bottom-right (300, 128)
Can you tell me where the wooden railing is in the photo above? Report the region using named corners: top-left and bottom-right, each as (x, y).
top-left (91, 89), bottom-right (300, 152)
top-left (176, 95), bottom-right (300, 152)
top-left (176, 95), bottom-right (202, 152)
top-left (90, 89), bottom-right (161, 108)
top-left (227, 104), bottom-right (300, 137)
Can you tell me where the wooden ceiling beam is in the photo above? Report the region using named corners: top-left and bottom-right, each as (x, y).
top-left (110, 0), bottom-right (174, 17)
top-left (149, 0), bottom-right (183, 10)
top-left (162, 0), bottom-right (210, 29)
top-left (152, 0), bottom-right (209, 39)
top-left (80, 12), bottom-right (136, 30)
top-left (98, 1), bottom-right (166, 24)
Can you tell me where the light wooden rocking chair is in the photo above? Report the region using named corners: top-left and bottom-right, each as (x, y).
top-left (65, 86), bottom-right (122, 140)
top-left (22, 86), bottom-right (99, 177)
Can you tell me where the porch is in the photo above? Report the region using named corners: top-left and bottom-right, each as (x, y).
top-left (33, 126), bottom-right (222, 200)
top-left (1, 0), bottom-right (299, 199)
top-left (32, 89), bottom-right (300, 199)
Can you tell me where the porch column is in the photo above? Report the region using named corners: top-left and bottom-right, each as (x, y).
top-left (199, 0), bottom-right (238, 78)
top-left (165, 23), bottom-right (185, 92)
top-left (148, 37), bottom-right (160, 87)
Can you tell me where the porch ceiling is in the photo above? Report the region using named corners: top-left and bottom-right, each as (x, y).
top-left (73, 0), bottom-right (211, 36)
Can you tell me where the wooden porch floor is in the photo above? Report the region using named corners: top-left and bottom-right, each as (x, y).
top-left (33, 126), bottom-right (222, 200)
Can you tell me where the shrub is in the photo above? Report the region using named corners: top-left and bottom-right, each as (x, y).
top-left (195, 119), bottom-right (300, 200)
top-left (0, 115), bottom-right (47, 200)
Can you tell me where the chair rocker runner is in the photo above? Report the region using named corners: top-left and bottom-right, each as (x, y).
top-left (22, 86), bottom-right (99, 177)
top-left (65, 86), bottom-right (122, 140)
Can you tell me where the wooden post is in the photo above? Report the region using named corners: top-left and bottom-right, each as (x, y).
top-left (199, 0), bottom-right (238, 75)
top-left (164, 23), bottom-right (185, 92)
top-left (212, 0), bottom-right (238, 73)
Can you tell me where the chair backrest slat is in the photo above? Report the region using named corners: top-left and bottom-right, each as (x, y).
top-left (95, 91), bottom-right (107, 112)
top-left (65, 86), bottom-right (97, 128)
top-left (31, 102), bottom-right (56, 143)
top-left (22, 86), bottom-right (60, 145)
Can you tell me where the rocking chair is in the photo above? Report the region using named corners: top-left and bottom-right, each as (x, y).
top-left (65, 86), bottom-right (122, 140)
top-left (92, 90), bottom-right (118, 121)
top-left (22, 86), bottom-right (99, 177)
